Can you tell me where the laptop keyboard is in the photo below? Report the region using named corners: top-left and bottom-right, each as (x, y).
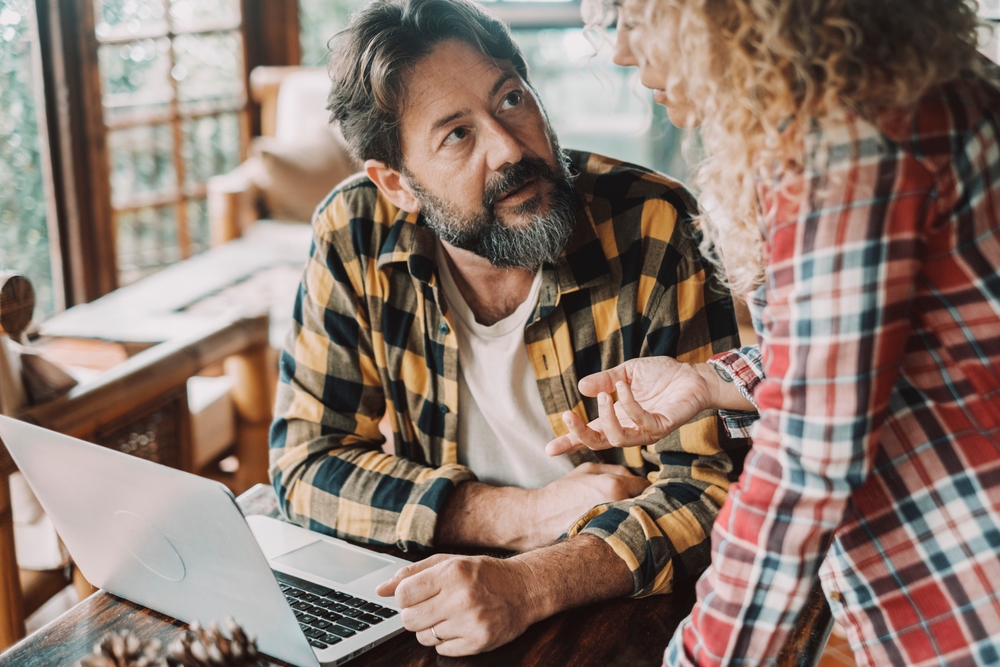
top-left (273, 570), bottom-right (399, 650)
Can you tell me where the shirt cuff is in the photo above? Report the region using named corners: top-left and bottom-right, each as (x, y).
top-left (707, 346), bottom-right (763, 439)
top-left (708, 345), bottom-right (764, 408)
top-left (717, 409), bottom-right (759, 439)
top-left (569, 505), bottom-right (675, 598)
top-left (396, 463), bottom-right (477, 551)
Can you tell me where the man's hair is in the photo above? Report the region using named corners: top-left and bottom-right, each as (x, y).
top-left (327, 0), bottom-right (529, 170)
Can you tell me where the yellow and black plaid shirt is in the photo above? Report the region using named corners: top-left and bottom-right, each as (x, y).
top-left (271, 150), bottom-right (748, 596)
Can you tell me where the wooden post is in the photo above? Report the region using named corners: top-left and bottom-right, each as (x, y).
top-left (72, 565), bottom-right (95, 603)
top-left (224, 345), bottom-right (273, 494)
top-left (0, 273), bottom-right (34, 417)
top-left (0, 456), bottom-right (25, 650)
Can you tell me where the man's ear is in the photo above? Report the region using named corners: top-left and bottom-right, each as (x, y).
top-left (364, 160), bottom-right (420, 213)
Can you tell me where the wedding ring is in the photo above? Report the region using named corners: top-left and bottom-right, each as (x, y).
top-left (431, 625), bottom-right (443, 643)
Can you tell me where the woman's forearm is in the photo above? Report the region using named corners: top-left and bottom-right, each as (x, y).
top-left (693, 362), bottom-right (757, 412)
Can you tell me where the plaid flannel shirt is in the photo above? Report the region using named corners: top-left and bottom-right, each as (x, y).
top-left (666, 71), bottom-right (1000, 665)
top-left (270, 150), bottom-right (747, 596)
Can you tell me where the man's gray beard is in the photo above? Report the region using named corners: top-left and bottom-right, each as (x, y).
top-left (403, 153), bottom-right (577, 270)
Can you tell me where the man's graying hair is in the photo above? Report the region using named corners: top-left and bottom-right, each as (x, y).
top-left (327, 0), bottom-right (529, 171)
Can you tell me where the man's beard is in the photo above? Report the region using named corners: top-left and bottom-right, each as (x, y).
top-left (403, 152), bottom-right (577, 270)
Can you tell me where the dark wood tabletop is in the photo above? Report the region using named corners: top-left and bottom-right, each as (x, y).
top-left (0, 484), bottom-right (830, 667)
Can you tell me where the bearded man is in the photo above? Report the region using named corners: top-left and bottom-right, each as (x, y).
top-left (269, 0), bottom-right (746, 656)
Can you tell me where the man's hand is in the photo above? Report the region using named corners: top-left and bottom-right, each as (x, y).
top-left (523, 463), bottom-right (651, 549)
top-left (437, 463), bottom-right (651, 552)
top-left (545, 357), bottom-right (743, 455)
top-left (375, 554), bottom-right (541, 656)
top-left (376, 536), bottom-right (633, 657)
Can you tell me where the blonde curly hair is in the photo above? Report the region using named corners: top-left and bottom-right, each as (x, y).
top-left (589, 0), bottom-right (987, 295)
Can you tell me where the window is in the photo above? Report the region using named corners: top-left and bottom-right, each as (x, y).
top-left (0, 0), bottom-right (59, 316)
top-left (93, 0), bottom-right (248, 285)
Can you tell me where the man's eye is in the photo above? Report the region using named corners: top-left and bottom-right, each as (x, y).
top-left (443, 126), bottom-right (469, 146)
top-left (501, 91), bottom-right (522, 110)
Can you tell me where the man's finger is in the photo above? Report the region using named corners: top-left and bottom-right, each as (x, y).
top-left (400, 596), bottom-right (447, 634)
top-left (577, 364), bottom-right (629, 397)
top-left (376, 554), bottom-right (450, 597)
top-left (393, 562), bottom-right (450, 607)
top-left (623, 474), bottom-right (653, 497)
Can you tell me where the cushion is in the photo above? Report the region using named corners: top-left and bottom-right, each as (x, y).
top-left (273, 68), bottom-right (333, 144)
top-left (251, 126), bottom-right (360, 223)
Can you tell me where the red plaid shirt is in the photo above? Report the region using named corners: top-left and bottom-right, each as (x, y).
top-left (666, 69), bottom-right (1000, 666)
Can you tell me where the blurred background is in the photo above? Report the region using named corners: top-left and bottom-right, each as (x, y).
top-left (0, 0), bottom-right (691, 321)
top-left (1, 0), bottom-right (998, 321)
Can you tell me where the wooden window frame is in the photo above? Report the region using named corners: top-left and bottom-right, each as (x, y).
top-left (30, 0), bottom-right (299, 307)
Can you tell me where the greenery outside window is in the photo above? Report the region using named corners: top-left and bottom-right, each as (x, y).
top-left (0, 0), bottom-right (59, 316)
top-left (93, 0), bottom-right (249, 285)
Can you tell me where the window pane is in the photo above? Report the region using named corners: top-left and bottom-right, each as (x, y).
top-left (0, 0), bottom-right (56, 316)
top-left (107, 123), bottom-right (176, 206)
top-left (93, 0), bottom-right (168, 41)
top-left (169, 0), bottom-right (240, 31)
top-left (182, 112), bottom-right (240, 185)
top-left (116, 205), bottom-right (180, 285)
top-left (187, 197), bottom-right (209, 255)
top-left (173, 31), bottom-right (244, 105)
top-left (98, 37), bottom-right (173, 112)
top-left (298, 0), bottom-right (363, 66)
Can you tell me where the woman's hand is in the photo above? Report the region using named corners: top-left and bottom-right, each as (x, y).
top-left (545, 357), bottom-right (722, 455)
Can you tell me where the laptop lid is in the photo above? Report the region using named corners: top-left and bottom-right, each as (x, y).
top-left (0, 415), bottom-right (319, 667)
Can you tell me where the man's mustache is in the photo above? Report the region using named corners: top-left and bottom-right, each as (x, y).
top-left (483, 158), bottom-right (555, 209)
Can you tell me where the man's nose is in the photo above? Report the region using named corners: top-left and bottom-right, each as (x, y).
top-left (481, 118), bottom-right (523, 172)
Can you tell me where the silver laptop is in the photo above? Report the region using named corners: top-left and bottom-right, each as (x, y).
top-left (0, 415), bottom-right (411, 667)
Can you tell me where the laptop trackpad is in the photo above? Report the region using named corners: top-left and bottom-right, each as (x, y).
top-left (273, 539), bottom-right (394, 584)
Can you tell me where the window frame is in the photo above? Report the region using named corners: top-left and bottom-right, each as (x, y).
top-left (29, 0), bottom-right (299, 307)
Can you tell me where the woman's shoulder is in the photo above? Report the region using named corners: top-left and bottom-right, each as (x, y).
top-left (873, 62), bottom-right (1000, 172)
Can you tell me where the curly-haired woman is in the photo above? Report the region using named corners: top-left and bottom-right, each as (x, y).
top-left (548, 1), bottom-right (1000, 664)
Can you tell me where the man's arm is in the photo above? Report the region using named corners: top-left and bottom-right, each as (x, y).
top-left (435, 463), bottom-right (651, 552)
top-left (271, 190), bottom-right (476, 551)
top-left (376, 534), bottom-right (633, 656)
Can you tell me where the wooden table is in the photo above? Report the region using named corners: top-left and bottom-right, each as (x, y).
top-left (0, 484), bottom-right (832, 667)
top-left (0, 484), bottom-right (694, 667)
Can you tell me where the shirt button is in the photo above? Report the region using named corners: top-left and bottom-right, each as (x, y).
top-left (438, 323), bottom-right (450, 336)
top-left (830, 591), bottom-right (844, 604)
top-left (439, 404), bottom-right (449, 414)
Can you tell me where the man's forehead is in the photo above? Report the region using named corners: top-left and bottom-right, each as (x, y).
top-left (402, 40), bottom-right (518, 128)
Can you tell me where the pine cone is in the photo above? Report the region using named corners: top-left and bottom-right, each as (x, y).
top-left (166, 618), bottom-right (263, 667)
top-left (79, 630), bottom-right (164, 667)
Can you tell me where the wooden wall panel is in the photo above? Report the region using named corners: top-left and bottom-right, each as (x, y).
top-left (241, 0), bottom-right (302, 137)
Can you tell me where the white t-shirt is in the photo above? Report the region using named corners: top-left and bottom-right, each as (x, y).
top-left (436, 245), bottom-right (575, 489)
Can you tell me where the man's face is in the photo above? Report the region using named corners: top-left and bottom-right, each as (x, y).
top-left (397, 39), bottom-right (577, 269)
